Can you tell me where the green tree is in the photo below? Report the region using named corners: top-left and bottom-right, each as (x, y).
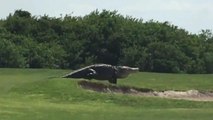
top-left (0, 9), bottom-right (212, 73)
top-left (146, 42), bottom-right (188, 73)
top-left (4, 10), bottom-right (34, 35)
top-left (0, 39), bottom-right (25, 67)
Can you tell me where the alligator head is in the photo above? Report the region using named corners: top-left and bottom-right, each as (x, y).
top-left (116, 66), bottom-right (139, 78)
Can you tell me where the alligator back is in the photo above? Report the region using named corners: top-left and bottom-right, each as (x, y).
top-left (90, 64), bottom-right (115, 80)
top-left (63, 64), bottom-right (116, 80)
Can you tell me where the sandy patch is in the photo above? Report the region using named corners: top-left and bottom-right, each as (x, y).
top-left (78, 81), bottom-right (213, 101)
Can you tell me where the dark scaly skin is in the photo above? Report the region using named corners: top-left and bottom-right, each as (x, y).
top-left (63, 64), bottom-right (138, 84)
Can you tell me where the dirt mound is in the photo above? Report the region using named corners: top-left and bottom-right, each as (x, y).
top-left (78, 81), bottom-right (213, 101)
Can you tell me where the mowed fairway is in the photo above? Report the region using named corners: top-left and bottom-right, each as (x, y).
top-left (0, 68), bottom-right (213, 120)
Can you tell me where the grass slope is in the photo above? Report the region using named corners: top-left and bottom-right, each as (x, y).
top-left (0, 68), bottom-right (213, 120)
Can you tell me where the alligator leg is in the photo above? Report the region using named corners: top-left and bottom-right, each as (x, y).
top-left (113, 77), bottom-right (117, 84)
top-left (108, 69), bottom-right (117, 84)
top-left (108, 77), bottom-right (117, 84)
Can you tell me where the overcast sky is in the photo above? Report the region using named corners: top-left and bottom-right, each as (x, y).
top-left (1, 0), bottom-right (212, 34)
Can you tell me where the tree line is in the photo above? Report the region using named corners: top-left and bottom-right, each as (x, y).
top-left (0, 9), bottom-right (212, 73)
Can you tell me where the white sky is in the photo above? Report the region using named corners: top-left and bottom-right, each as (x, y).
top-left (0, 0), bottom-right (212, 34)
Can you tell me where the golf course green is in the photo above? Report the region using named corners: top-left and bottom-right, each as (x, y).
top-left (0, 68), bottom-right (213, 120)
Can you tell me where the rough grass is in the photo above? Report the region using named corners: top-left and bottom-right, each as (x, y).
top-left (0, 68), bottom-right (213, 120)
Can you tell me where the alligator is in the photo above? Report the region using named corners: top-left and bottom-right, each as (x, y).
top-left (62, 64), bottom-right (139, 84)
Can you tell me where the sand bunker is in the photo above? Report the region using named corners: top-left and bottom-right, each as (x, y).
top-left (78, 81), bottom-right (213, 101)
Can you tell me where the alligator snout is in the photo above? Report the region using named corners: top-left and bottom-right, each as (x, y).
top-left (131, 67), bottom-right (139, 71)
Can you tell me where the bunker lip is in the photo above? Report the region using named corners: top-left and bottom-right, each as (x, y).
top-left (78, 80), bottom-right (213, 102)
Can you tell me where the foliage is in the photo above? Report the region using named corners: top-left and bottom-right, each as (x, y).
top-left (0, 39), bottom-right (25, 67)
top-left (0, 9), bottom-right (213, 73)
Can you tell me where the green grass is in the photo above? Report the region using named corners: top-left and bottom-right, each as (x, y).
top-left (120, 72), bottom-right (213, 91)
top-left (0, 68), bottom-right (213, 120)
